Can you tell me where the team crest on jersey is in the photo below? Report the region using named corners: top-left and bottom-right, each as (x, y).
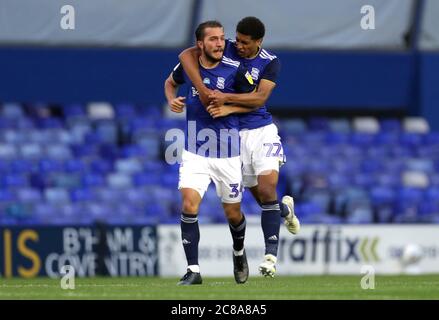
top-left (251, 67), bottom-right (260, 80)
top-left (245, 71), bottom-right (254, 85)
top-left (216, 77), bottom-right (225, 89)
top-left (203, 77), bottom-right (210, 85)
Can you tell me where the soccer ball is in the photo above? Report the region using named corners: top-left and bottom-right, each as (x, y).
top-left (401, 244), bottom-right (423, 265)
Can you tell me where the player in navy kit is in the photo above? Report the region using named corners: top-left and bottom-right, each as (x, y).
top-left (178, 17), bottom-right (300, 277)
top-left (164, 21), bottom-right (255, 285)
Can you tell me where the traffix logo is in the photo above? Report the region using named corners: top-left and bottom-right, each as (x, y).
top-left (277, 227), bottom-right (380, 263)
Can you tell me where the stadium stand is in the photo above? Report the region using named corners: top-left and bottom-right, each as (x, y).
top-left (1, 102), bottom-right (438, 226)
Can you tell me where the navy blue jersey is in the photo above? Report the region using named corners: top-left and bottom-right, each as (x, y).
top-left (172, 56), bottom-right (255, 158)
top-left (224, 39), bottom-right (281, 130)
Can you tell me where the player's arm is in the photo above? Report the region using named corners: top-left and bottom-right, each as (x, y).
top-left (207, 65), bottom-right (258, 118)
top-left (178, 46), bottom-right (211, 107)
top-left (207, 104), bottom-right (259, 118)
top-left (210, 59), bottom-right (281, 108)
top-left (164, 65), bottom-right (186, 113)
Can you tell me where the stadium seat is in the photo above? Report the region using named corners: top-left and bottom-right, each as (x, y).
top-left (81, 173), bottom-right (106, 188)
top-left (70, 188), bottom-right (96, 202)
top-left (45, 188), bottom-right (70, 204)
top-left (279, 118), bottom-right (307, 135)
top-left (0, 144), bottom-right (17, 159)
top-left (328, 118), bottom-right (351, 133)
top-left (107, 173), bottom-right (132, 189)
top-left (115, 158), bottom-right (143, 175)
top-left (46, 144), bottom-right (72, 160)
top-left (353, 117), bottom-right (379, 133)
top-left (1, 102), bottom-right (24, 119)
top-left (17, 188), bottom-right (42, 203)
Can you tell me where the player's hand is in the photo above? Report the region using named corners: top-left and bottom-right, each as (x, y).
top-left (207, 104), bottom-right (231, 118)
top-left (199, 88), bottom-right (214, 107)
top-left (208, 90), bottom-right (227, 107)
top-left (169, 96), bottom-right (186, 113)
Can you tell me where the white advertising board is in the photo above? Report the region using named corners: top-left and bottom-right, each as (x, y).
top-left (158, 224), bottom-right (439, 276)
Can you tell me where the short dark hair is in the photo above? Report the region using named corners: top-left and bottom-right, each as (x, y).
top-left (236, 16), bottom-right (265, 40)
top-left (195, 20), bottom-right (223, 41)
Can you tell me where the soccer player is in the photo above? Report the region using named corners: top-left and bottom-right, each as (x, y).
top-left (178, 17), bottom-right (300, 278)
top-left (164, 21), bottom-right (256, 285)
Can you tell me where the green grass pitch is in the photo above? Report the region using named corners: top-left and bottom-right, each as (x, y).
top-left (1, 275), bottom-right (439, 300)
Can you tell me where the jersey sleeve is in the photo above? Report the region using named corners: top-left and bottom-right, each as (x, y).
top-left (171, 63), bottom-right (185, 85)
top-left (260, 58), bottom-right (281, 83)
top-left (234, 65), bottom-right (257, 93)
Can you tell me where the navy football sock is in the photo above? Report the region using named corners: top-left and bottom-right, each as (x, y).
top-left (229, 214), bottom-right (246, 252)
top-left (261, 201), bottom-right (281, 256)
top-left (180, 212), bottom-right (200, 266)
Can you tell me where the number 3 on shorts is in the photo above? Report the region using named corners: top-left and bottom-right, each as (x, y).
top-left (229, 183), bottom-right (241, 198)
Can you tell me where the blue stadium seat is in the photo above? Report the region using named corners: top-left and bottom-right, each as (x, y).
top-left (425, 187), bottom-right (439, 203)
top-left (96, 121), bottom-right (118, 144)
top-left (1, 103), bottom-right (24, 119)
top-left (45, 188), bottom-right (70, 204)
top-left (95, 188), bottom-right (123, 204)
top-left (83, 203), bottom-right (110, 220)
top-left (17, 188), bottom-right (42, 203)
top-left (107, 173), bottom-right (132, 189)
top-left (99, 144), bottom-right (120, 160)
top-left (1, 130), bottom-right (25, 144)
top-left (0, 160), bottom-right (10, 173)
top-left (375, 132), bottom-right (399, 146)
top-left (328, 119), bottom-right (351, 133)
top-left (397, 187), bottom-right (424, 204)
top-left (308, 117), bottom-right (329, 131)
top-left (295, 202), bottom-right (325, 223)
top-left (120, 144), bottom-right (149, 159)
top-left (90, 159), bottom-right (113, 174)
top-left (325, 132), bottom-right (350, 145)
top-left (400, 133), bottom-right (423, 147)
top-left (70, 188), bottom-right (96, 202)
top-left (133, 172), bottom-right (160, 186)
top-left (302, 132), bottom-right (326, 146)
top-left (376, 173), bottom-right (401, 188)
top-left (0, 189), bottom-right (16, 203)
top-left (37, 117), bottom-right (64, 129)
top-left (1, 174), bottom-right (28, 188)
top-left (53, 173), bottom-right (81, 189)
top-left (46, 144), bottom-right (72, 160)
top-left (370, 187), bottom-right (396, 206)
top-left (38, 159), bottom-right (64, 174)
top-left (33, 203), bottom-right (58, 219)
top-left (71, 144), bottom-right (98, 158)
top-left (64, 159), bottom-right (87, 173)
top-left (115, 158), bottom-right (143, 175)
top-left (405, 158), bottom-right (434, 173)
top-left (81, 173), bottom-right (106, 188)
top-left (350, 133), bottom-right (375, 148)
top-left (424, 132), bottom-right (439, 145)
top-left (20, 143), bottom-right (43, 160)
top-left (115, 103), bottom-right (137, 119)
top-left (10, 159), bottom-right (34, 174)
top-left (0, 144), bottom-right (17, 159)
top-left (280, 119), bottom-right (307, 135)
top-left (122, 188), bottom-right (148, 206)
top-left (302, 188), bottom-right (332, 213)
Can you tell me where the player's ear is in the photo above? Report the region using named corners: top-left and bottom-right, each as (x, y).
top-left (256, 38), bottom-right (263, 47)
top-left (196, 40), bottom-right (203, 51)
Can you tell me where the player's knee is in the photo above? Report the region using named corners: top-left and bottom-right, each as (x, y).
top-left (182, 198), bottom-right (199, 214)
top-left (223, 204), bottom-right (242, 224)
top-left (258, 184), bottom-right (277, 203)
